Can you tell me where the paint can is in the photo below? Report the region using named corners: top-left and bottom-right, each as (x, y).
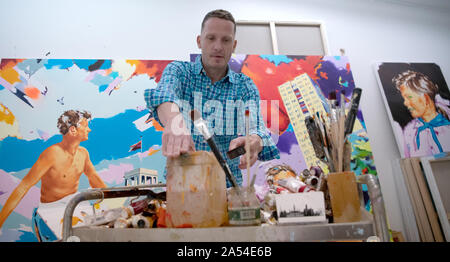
top-left (227, 186), bottom-right (261, 226)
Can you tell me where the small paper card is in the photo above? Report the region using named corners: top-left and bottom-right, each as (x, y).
top-left (275, 191), bottom-right (327, 224)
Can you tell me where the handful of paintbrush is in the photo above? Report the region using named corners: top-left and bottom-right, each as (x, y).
top-left (305, 88), bottom-right (362, 173)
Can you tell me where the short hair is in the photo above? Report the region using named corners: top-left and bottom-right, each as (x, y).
top-left (57, 110), bottom-right (92, 135)
top-left (201, 9), bottom-right (236, 34)
top-left (393, 70), bottom-right (439, 100)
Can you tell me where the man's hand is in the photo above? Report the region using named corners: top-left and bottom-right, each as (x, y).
top-left (229, 135), bottom-right (263, 169)
top-left (158, 102), bottom-right (195, 157)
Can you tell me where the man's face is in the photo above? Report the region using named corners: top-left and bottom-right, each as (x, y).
top-left (197, 17), bottom-right (237, 72)
top-left (75, 118), bottom-right (91, 141)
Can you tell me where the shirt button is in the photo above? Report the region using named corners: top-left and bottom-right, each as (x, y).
top-left (206, 85), bottom-right (210, 88)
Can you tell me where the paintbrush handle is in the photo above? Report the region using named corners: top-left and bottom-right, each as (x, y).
top-left (206, 137), bottom-right (239, 188)
top-left (344, 109), bottom-right (357, 136)
top-left (338, 115), bottom-right (345, 172)
top-left (245, 116), bottom-right (250, 186)
top-left (344, 88), bottom-right (362, 136)
top-left (246, 136), bottom-right (250, 185)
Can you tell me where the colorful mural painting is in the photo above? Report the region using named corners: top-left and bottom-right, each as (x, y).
top-left (0, 59), bottom-right (170, 241)
top-left (0, 55), bottom-right (377, 242)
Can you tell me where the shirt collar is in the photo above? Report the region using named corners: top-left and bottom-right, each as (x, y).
top-left (194, 55), bottom-right (237, 84)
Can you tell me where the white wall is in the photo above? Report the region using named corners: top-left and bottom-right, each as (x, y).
top-left (1, 0), bottom-right (449, 239)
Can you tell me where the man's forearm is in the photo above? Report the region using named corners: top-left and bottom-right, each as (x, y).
top-left (89, 175), bottom-right (107, 188)
top-left (157, 102), bottom-right (182, 127)
top-left (0, 184), bottom-right (28, 228)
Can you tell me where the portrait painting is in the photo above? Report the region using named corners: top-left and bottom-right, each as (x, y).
top-left (374, 62), bottom-right (450, 158)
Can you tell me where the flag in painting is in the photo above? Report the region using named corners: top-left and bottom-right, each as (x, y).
top-left (129, 140), bottom-right (142, 152)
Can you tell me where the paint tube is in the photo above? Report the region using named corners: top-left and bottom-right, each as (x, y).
top-left (300, 169), bottom-right (311, 182)
top-left (131, 214), bottom-right (153, 228)
top-left (120, 198), bottom-right (149, 219)
top-left (114, 217), bottom-right (132, 228)
top-left (309, 166), bottom-right (323, 177)
top-left (84, 207), bottom-right (124, 226)
top-left (305, 176), bottom-right (319, 188)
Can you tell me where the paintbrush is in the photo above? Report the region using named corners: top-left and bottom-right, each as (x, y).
top-left (320, 113), bottom-right (332, 154)
top-left (305, 116), bottom-right (326, 162)
top-left (245, 109), bottom-right (251, 187)
top-left (316, 112), bottom-right (334, 172)
top-left (344, 88), bottom-right (362, 137)
top-left (321, 113), bottom-right (335, 172)
top-left (190, 110), bottom-right (240, 189)
top-left (249, 170), bottom-right (257, 188)
top-left (328, 91), bottom-right (337, 121)
top-left (337, 90), bottom-right (346, 172)
top-left (327, 91), bottom-right (339, 171)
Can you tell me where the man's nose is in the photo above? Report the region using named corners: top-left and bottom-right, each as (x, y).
top-left (213, 40), bottom-right (223, 51)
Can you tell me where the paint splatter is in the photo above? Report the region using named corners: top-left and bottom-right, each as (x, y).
top-left (0, 67), bottom-right (21, 85)
top-left (24, 86), bottom-right (40, 100)
top-left (0, 104), bottom-right (15, 125)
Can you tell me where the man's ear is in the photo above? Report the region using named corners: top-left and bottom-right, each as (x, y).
top-left (69, 126), bottom-right (77, 136)
top-left (197, 35), bottom-right (201, 49)
top-left (232, 39), bottom-right (237, 53)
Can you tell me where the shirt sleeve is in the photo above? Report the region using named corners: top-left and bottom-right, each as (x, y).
top-left (242, 76), bottom-right (280, 162)
top-left (144, 61), bottom-right (184, 127)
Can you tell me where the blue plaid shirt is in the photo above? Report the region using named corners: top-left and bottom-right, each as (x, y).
top-left (144, 55), bottom-right (280, 186)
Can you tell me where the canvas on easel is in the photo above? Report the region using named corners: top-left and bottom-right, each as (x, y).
top-left (374, 62), bottom-right (450, 158)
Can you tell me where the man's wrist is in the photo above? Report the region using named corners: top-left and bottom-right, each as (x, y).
top-left (250, 134), bottom-right (263, 153)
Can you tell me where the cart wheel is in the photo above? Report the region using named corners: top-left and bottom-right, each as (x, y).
top-left (66, 235), bottom-right (81, 242)
top-left (366, 236), bottom-right (380, 242)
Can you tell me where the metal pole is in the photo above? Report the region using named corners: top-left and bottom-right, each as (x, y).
top-left (358, 174), bottom-right (391, 242)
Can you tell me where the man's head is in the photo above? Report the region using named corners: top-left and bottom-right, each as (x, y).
top-left (201, 9), bottom-right (236, 35)
top-left (57, 110), bottom-right (92, 141)
top-left (197, 9), bottom-right (237, 73)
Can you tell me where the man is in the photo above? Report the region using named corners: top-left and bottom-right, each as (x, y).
top-left (0, 110), bottom-right (106, 240)
top-left (145, 9), bottom-right (279, 186)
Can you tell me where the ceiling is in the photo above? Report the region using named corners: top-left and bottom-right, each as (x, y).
top-left (378, 0), bottom-right (450, 11)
